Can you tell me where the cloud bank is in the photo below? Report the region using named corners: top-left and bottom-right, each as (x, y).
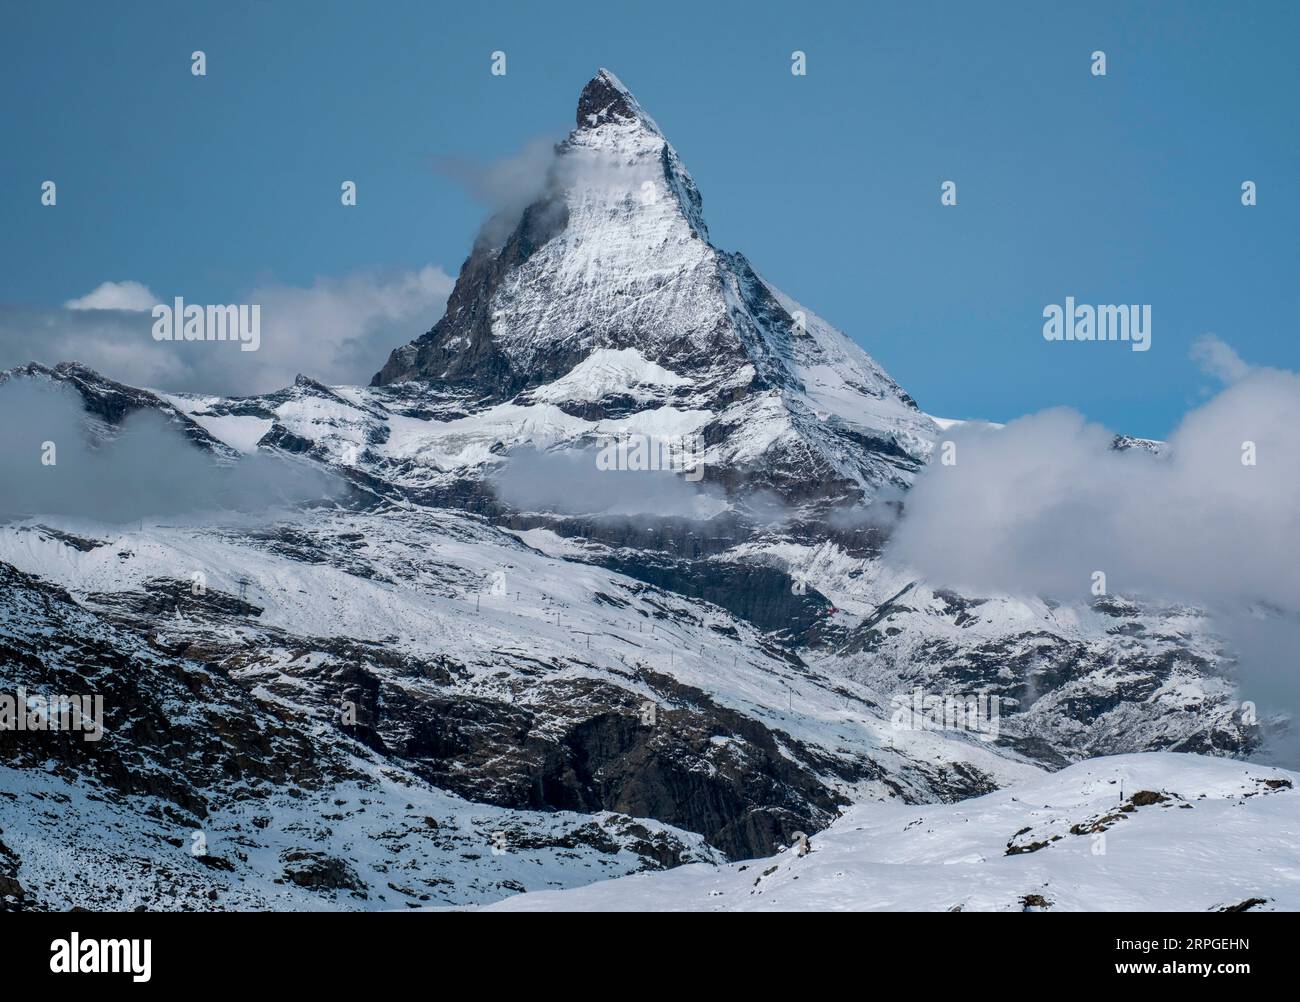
top-left (1, 266), bottom-right (454, 396)
top-left (0, 380), bottom-right (341, 522)
top-left (885, 335), bottom-right (1300, 756)
top-left (887, 335), bottom-right (1300, 612)
top-left (492, 446), bottom-right (723, 519)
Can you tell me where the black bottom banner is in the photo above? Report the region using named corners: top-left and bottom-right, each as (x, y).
top-left (0, 910), bottom-right (1289, 988)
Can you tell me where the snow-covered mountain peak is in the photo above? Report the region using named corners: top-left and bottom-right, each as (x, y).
top-left (558, 68), bottom-right (708, 242)
top-left (370, 69), bottom-right (936, 501)
top-left (575, 68), bottom-right (661, 134)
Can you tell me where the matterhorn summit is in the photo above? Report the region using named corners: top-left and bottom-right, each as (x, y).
top-left (373, 69), bottom-right (936, 502)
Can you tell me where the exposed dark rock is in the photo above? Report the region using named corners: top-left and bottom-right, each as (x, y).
top-left (280, 851), bottom-right (366, 895)
top-left (1218, 897), bottom-right (1268, 912)
top-left (0, 836), bottom-right (26, 911)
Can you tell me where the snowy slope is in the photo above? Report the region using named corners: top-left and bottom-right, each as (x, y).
top-left (0, 761), bottom-right (722, 911)
top-left (725, 538), bottom-right (1255, 764)
top-left (0, 510), bottom-right (1040, 811)
top-left (484, 753), bottom-right (1299, 912)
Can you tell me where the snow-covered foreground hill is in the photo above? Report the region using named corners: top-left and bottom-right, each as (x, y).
top-left (484, 754), bottom-right (1300, 912)
top-left (0, 504), bottom-right (1042, 909)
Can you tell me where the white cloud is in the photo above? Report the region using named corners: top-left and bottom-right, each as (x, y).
top-left (883, 339), bottom-right (1300, 755)
top-left (493, 446), bottom-right (721, 518)
top-left (0, 379), bottom-right (341, 522)
top-left (1, 266), bottom-right (454, 395)
top-left (434, 137), bottom-right (562, 248)
top-left (887, 353), bottom-right (1300, 610)
top-left (1191, 333), bottom-right (1251, 384)
top-left (64, 280), bottom-right (157, 312)
top-left (245, 265), bottom-right (453, 391)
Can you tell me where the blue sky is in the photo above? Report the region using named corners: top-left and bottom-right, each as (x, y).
top-left (2, 0), bottom-right (1297, 438)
